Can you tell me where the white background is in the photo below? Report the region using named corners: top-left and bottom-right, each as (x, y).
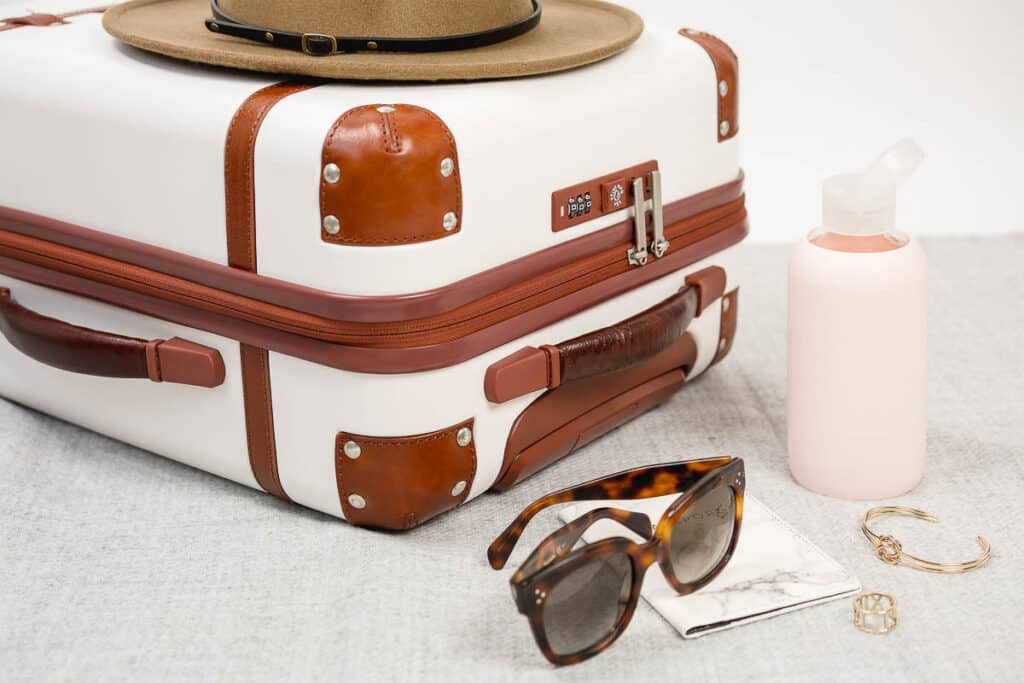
top-left (2, 0), bottom-right (1019, 244)
top-left (621, 0), bottom-right (1023, 243)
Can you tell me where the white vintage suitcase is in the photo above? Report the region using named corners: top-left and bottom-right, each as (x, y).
top-left (0, 1), bottom-right (746, 528)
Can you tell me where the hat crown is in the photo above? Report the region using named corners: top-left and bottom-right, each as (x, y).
top-left (218, 0), bottom-right (536, 38)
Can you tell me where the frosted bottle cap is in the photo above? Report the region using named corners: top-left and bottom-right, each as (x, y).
top-left (822, 139), bottom-right (925, 235)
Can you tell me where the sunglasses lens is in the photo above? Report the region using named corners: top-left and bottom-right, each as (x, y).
top-left (669, 485), bottom-right (735, 584)
top-left (541, 553), bottom-right (632, 656)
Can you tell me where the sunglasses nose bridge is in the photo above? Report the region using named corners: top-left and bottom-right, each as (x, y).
top-left (631, 538), bottom-right (663, 573)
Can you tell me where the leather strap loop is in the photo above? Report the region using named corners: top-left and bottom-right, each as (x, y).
top-left (205, 0), bottom-right (542, 56)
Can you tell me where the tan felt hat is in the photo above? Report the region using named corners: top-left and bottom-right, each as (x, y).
top-left (103, 0), bottom-right (644, 81)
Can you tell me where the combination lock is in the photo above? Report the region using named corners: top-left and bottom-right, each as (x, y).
top-left (566, 192), bottom-right (593, 219)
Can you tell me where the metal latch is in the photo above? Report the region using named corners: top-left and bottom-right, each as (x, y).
top-left (626, 170), bottom-right (669, 266)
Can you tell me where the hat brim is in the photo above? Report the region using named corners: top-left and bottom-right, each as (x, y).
top-left (102, 0), bottom-right (644, 81)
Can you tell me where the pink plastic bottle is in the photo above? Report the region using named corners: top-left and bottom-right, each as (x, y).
top-left (787, 140), bottom-right (927, 499)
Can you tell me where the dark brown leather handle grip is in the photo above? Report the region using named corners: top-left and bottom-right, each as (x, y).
top-left (0, 287), bottom-right (225, 388)
top-left (484, 266), bottom-right (727, 403)
top-left (555, 286), bottom-right (698, 384)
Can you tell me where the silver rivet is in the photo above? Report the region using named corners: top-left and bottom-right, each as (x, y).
top-left (377, 105), bottom-right (396, 113)
top-left (343, 440), bottom-right (361, 460)
top-left (719, 338), bottom-right (728, 352)
top-left (265, 32), bottom-right (274, 43)
top-left (323, 163), bottom-right (341, 184)
top-left (209, 22), bottom-right (220, 32)
top-left (451, 480), bottom-right (467, 497)
top-left (347, 494), bottom-right (366, 509)
top-left (442, 211), bottom-right (459, 232)
top-left (456, 426), bottom-right (473, 447)
top-left (440, 157), bottom-right (455, 178)
top-left (719, 80), bottom-right (728, 97)
top-left (722, 297), bottom-right (731, 312)
top-left (720, 120), bottom-right (731, 137)
top-left (323, 215), bottom-right (340, 235)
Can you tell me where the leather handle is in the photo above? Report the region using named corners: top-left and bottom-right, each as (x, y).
top-left (0, 288), bottom-right (225, 388)
top-left (484, 266), bottom-right (726, 403)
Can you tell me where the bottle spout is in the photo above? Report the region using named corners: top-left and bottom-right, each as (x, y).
top-left (859, 139), bottom-right (926, 207)
top-left (822, 139), bottom-right (925, 236)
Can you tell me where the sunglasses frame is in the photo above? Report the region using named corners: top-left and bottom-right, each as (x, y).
top-left (488, 457), bottom-right (744, 666)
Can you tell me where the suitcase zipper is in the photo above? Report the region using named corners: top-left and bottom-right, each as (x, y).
top-left (0, 198), bottom-right (745, 349)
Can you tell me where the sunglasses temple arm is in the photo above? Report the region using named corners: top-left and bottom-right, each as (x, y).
top-left (486, 459), bottom-right (733, 569)
top-left (488, 492), bottom-right (572, 569)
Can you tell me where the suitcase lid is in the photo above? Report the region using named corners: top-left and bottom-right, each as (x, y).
top-left (1, 2), bottom-right (739, 300)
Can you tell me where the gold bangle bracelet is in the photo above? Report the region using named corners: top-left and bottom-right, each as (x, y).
top-left (861, 506), bottom-right (991, 574)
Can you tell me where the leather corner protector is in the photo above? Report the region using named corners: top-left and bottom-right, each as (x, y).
top-left (335, 419), bottom-right (477, 530)
top-left (320, 104), bottom-right (463, 246)
top-left (711, 288), bottom-right (738, 365)
top-left (678, 28), bottom-right (738, 142)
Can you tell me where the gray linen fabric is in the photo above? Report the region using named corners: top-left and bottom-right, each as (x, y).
top-left (1, 237), bottom-right (1022, 682)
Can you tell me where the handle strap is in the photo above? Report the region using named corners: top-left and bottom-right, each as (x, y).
top-left (0, 287), bottom-right (224, 388)
top-left (484, 266), bottom-right (726, 403)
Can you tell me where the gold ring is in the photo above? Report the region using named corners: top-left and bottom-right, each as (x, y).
top-left (853, 592), bottom-right (897, 634)
top-left (861, 506), bottom-right (991, 574)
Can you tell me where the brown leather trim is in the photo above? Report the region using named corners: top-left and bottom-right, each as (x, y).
top-left (679, 28), bottom-right (739, 142)
top-left (483, 345), bottom-right (556, 405)
top-left (0, 217), bottom-right (747, 373)
top-left (0, 6), bottom-right (108, 30)
top-left (0, 198), bottom-right (746, 348)
top-left (491, 333), bottom-right (699, 491)
top-left (0, 286), bottom-right (223, 387)
top-left (239, 344), bottom-right (289, 500)
top-left (225, 82), bottom-right (320, 270)
top-left (685, 264), bottom-right (726, 315)
top-left (711, 287), bottom-right (738, 365)
top-left (226, 83), bottom-right (318, 502)
top-left (335, 419), bottom-right (477, 530)
top-left (320, 104), bottom-right (462, 246)
top-left (0, 173), bottom-right (744, 324)
top-left (155, 337), bottom-right (227, 387)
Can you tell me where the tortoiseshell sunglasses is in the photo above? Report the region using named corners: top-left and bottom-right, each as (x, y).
top-left (487, 457), bottom-right (744, 666)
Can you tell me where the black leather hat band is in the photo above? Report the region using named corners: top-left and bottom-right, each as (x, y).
top-left (204, 0), bottom-right (543, 56)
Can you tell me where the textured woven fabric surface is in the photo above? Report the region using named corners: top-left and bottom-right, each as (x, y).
top-left (1, 237), bottom-right (1021, 681)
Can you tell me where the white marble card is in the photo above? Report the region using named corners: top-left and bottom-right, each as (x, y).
top-left (559, 494), bottom-right (860, 638)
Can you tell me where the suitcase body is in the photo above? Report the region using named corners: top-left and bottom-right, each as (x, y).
top-left (0, 3), bottom-right (746, 528)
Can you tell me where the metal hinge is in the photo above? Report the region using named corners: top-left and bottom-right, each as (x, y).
top-left (626, 169), bottom-right (669, 266)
